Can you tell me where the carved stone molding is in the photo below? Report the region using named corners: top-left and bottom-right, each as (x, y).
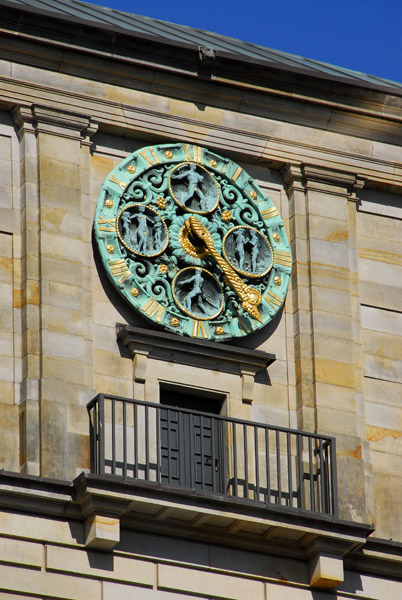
top-left (282, 162), bottom-right (365, 199)
top-left (0, 471), bottom-right (375, 565)
top-left (117, 324), bottom-right (275, 403)
top-left (11, 103), bottom-right (98, 145)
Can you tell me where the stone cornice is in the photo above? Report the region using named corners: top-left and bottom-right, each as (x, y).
top-left (1, 76), bottom-right (401, 191)
top-left (116, 324), bottom-right (274, 372)
top-left (1, 5), bottom-right (402, 121)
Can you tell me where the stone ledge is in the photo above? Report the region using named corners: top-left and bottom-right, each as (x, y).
top-left (345, 537), bottom-right (402, 581)
top-left (117, 324), bottom-right (275, 374)
top-left (0, 470), bottom-right (372, 557)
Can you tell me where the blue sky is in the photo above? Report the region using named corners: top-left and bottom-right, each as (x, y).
top-left (88, 0), bottom-right (402, 84)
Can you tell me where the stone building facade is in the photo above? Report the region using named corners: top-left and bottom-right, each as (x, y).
top-left (0, 0), bottom-right (401, 598)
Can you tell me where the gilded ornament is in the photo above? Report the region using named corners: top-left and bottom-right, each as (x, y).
top-left (170, 317), bottom-right (180, 327)
top-left (179, 225), bottom-right (208, 259)
top-left (188, 217), bottom-right (263, 323)
top-left (106, 244), bottom-right (115, 254)
top-left (104, 198), bottom-right (113, 208)
top-left (221, 210), bottom-right (232, 222)
top-left (156, 196), bottom-right (166, 209)
top-left (273, 233), bottom-right (280, 242)
top-left (127, 165), bottom-right (136, 174)
top-left (209, 160), bottom-right (217, 168)
top-left (274, 276), bottom-right (281, 286)
top-left (159, 264), bottom-right (168, 274)
top-left (130, 287), bottom-right (140, 297)
top-left (165, 150), bottom-right (173, 159)
top-left (216, 326), bottom-right (225, 335)
top-left (249, 190), bottom-right (257, 200)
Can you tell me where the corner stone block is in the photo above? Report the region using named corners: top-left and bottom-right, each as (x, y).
top-left (309, 552), bottom-right (344, 589)
top-left (85, 515), bottom-right (120, 551)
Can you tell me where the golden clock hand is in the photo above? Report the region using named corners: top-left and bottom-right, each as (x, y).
top-left (188, 216), bottom-right (263, 323)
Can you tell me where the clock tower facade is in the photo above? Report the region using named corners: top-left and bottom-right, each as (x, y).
top-left (0, 1), bottom-right (401, 599)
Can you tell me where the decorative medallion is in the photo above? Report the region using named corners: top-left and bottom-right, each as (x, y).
top-left (94, 143), bottom-right (291, 341)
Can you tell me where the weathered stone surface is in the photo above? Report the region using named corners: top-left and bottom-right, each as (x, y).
top-left (0, 565), bottom-right (101, 599)
top-left (0, 403), bottom-right (19, 470)
top-left (48, 544), bottom-right (157, 583)
top-left (158, 563), bottom-right (265, 600)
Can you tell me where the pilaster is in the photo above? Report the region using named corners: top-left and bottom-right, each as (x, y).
top-left (11, 104), bottom-right (98, 478)
top-left (282, 162), bottom-right (371, 522)
top-left (12, 105), bottom-right (41, 475)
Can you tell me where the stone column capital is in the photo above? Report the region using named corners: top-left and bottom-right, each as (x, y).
top-left (282, 161), bottom-right (365, 199)
top-left (11, 103), bottom-right (98, 145)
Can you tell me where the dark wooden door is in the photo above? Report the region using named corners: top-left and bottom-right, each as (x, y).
top-left (160, 390), bottom-right (223, 492)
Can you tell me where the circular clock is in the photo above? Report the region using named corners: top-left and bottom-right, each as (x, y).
top-left (94, 143), bottom-right (291, 341)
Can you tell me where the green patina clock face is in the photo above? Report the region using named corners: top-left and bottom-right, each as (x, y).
top-left (94, 143), bottom-right (291, 341)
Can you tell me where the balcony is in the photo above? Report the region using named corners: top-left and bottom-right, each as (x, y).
top-left (88, 393), bottom-right (338, 517)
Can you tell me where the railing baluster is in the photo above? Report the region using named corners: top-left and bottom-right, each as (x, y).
top-left (276, 430), bottom-right (281, 505)
top-left (99, 395), bottom-right (105, 475)
top-left (232, 422), bottom-right (237, 497)
top-left (324, 441), bottom-right (330, 513)
top-left (178, 410), bottom-right (182, 486)
top-left (221, 420), bottom-right (226, 495)
top-left (111, 398), bottom-right (116, 475)
top-left (156, 406), bottom-right (160, 484)
top-left (200, 416), bottom-right (205, 490)
top-left (122, 400), bottom-right (127, 477)
top-left (287, 432), bottom-right (292, 508)
top-left (87, 395), bottom-right (338, 517)
top-left (308, 436), bottom-right (315, 512)
top-left (318, 438), bottom-right (325, 513)
top-left (189, 412), bottom-right (194, 489)
top-left (243, 423), bottom-right (248, 499)
top-left (145, 404), bottom-right (149, 482)
top-left (167, 408), bottom-right (172, 484)
top-left (297, 434), bottom-right (305, 510)
top-left (254, 426), bottom-right (259, 501)
top-left (265, 427), bottom-right (270, 504)
top-left (330, 437), bottom-right (339, 518)
top-left (89, 400), bottom-right (97, 473)
top-left (134, 403), bottom-right (138, 480)
top-left (211, 414), bottom-right (217, 493)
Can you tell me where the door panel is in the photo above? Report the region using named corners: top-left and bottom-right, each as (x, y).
top-left (159, 392), bottom-right (223, 492)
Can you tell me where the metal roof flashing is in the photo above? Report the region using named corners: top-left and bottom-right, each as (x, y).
top-left (1, 0), bottom-right (402, 97)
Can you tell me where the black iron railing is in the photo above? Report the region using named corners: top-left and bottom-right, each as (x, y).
top-left (88, 394), bottom-right (338, 516)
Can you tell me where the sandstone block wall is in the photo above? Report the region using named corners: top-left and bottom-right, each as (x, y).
top-left (0, 33), bottom-right (400, 543)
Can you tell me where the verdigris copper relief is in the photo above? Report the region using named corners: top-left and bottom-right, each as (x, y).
top-left (94, 143), bottom-right (291, 341)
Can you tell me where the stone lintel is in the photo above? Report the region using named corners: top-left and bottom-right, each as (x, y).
top-left (11, 103), bottom-right (98, 144)
top-left (117, 324), bottom-right (275, 388)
